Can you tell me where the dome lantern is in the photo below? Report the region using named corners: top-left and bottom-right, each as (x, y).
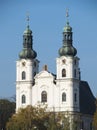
top-left (58, 10), bottom-right (77, 57)
top-left (19, 15), bottom-right (37, 59)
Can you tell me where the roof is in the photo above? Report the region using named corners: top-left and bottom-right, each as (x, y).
top-left (79, 81), bottom-right (96, 115)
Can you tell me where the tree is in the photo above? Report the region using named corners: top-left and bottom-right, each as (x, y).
top-left (0, 99), bottom-right (15, 130)
top-left (62, 115), bottom-right (70, 130)
top-left (7, 105), bottom-right (78, 130)
top-left (7, 105), bottom-right (67, 130)
top-left (60, 112), bottom-right (80, 130)
top-left (93, 98), bottom-right (97, 129)
top-left (7, 105), bottom-right (49, 130)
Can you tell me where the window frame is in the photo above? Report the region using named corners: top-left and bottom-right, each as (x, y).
top-left (62, 92), bottom-right (66, 102)
top-left (74, 93), bottom-right (77, 102)
top-left (74, 69), bottom-right (76, 78)
top-left (62, 69), bottom-right (66, 77)
top-left (22, 71), bottom-right (26, 80)
top-left (41, 91), bottom-right (47, 103)
top-left (21, 94), bottom-right (26, 104)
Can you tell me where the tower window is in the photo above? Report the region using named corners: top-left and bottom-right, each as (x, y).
top-left (74, 69), bottom-right (76, 78)
top-left (25, 38), bottom-right (27, 42)
top-left (22, 71), bottom-right (26, 80)
top-left (62, 92), bottom-right (66, 102)
top-left (22, 95), bottom-right (26, 104)
top-left (74, 93), bottom-right (77, 102)
top-left (65, 35), bottom-right (67, 40)
top-left (41, 91), bottom-right (47, 103)
top-left (62, 69), bottom-right (66, 77)
top-left (68, 35), bottom-right (71, 40)
top-left (74, 59), bottom-right (76, 65)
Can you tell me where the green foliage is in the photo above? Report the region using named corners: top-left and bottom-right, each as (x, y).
top-left (6, 105), bottom-right (79, 130)
top-left (0, 99), bottom-right (15, 130)
top-left (7, 105), bottom-right (49, 130)
top-left (6, 106), bottom-right (64, 130)
top-left (62, 116), bottom-right (70, 130)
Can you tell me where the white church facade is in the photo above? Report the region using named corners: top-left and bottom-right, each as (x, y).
top-left (16, 16), bottom-right (96, 130)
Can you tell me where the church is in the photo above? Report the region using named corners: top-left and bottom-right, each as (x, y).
top-left (16, 14), bottom-right (96, 130)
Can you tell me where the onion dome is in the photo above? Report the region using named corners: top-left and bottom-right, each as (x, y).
top-left (19, 48), bottom-right (37, 59)
top-left (59, 45), bottom-right (77, 57)
top-left (19, 22), bottom-right (37, 59)
top-left (58, 12), bottom-right (77, 57)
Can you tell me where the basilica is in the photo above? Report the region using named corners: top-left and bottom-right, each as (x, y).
top-left (16, 15), bottom-right (96, 130)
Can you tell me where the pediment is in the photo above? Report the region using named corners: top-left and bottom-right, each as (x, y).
top-left (35, 70), bottom-right (54, 79)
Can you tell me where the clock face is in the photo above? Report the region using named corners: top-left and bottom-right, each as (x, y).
top-left (22, 61), bottom-right (26, 66)
top-left (62, 59), bottom-right (66, 64)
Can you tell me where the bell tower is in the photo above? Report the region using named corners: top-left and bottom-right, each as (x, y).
top-left (16, 17), bottom-right (39, 111)
top-left (56, 11), bottom-right (80, 112)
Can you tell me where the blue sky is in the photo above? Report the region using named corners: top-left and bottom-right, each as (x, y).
top-left (0, 0), bottom-right (97, 98)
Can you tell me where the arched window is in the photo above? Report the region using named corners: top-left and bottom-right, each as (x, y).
top-left (74, 69), bottom-right (76, 78)
top-left (68, 35), bottom-right (71, 40)
top-left (22, 95), bottom-right (26, 104)
top-left (64, 35), bottom-right (67, 40)
top-left (41, 91), bottom-right (47, 103)
top-left (74, 59), bottom-right (76, 65)
top-left (22, 71), bottom-right (26, 80)
top-left (62, 69), bottom-right (66, 77)
top-left (25, 38), bottom-right (26, 42)
top-left (62, 92), bottom-right (66, 102)
top-left (74, 93), bottom-right (77, 102)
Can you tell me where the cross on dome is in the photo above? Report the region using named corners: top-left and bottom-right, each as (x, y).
top-left (66, 9), bottom-right (69, 18)
top-left (26, 12), bottom-right (30, 26)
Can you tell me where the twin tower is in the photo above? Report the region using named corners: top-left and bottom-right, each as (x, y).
top-left (16, 16), bottom-right (80, 113)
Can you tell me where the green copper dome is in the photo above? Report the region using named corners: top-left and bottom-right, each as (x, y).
top-left (63, 22), bottom-right (72, 32)
top-left (23, 25), bottom-right (32, 35)
top-left (19, 48), bottom-right (37, 59)
top-left (58, 17), bottom-right (77, 57)
top-left (59, 45), bottom-right (77, 57)
top-left (19, 23), bottom-right (37, 59)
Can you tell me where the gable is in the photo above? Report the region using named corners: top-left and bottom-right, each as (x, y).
top-left (35, 70), bottom-right (54, 79)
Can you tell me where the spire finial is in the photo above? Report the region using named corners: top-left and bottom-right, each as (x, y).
top-left (66, 8), bottom-right (69, 18)
top-left (26, 12), bottom-right (30, 27)
top-left (66, 9), bottom-right (69, 24)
